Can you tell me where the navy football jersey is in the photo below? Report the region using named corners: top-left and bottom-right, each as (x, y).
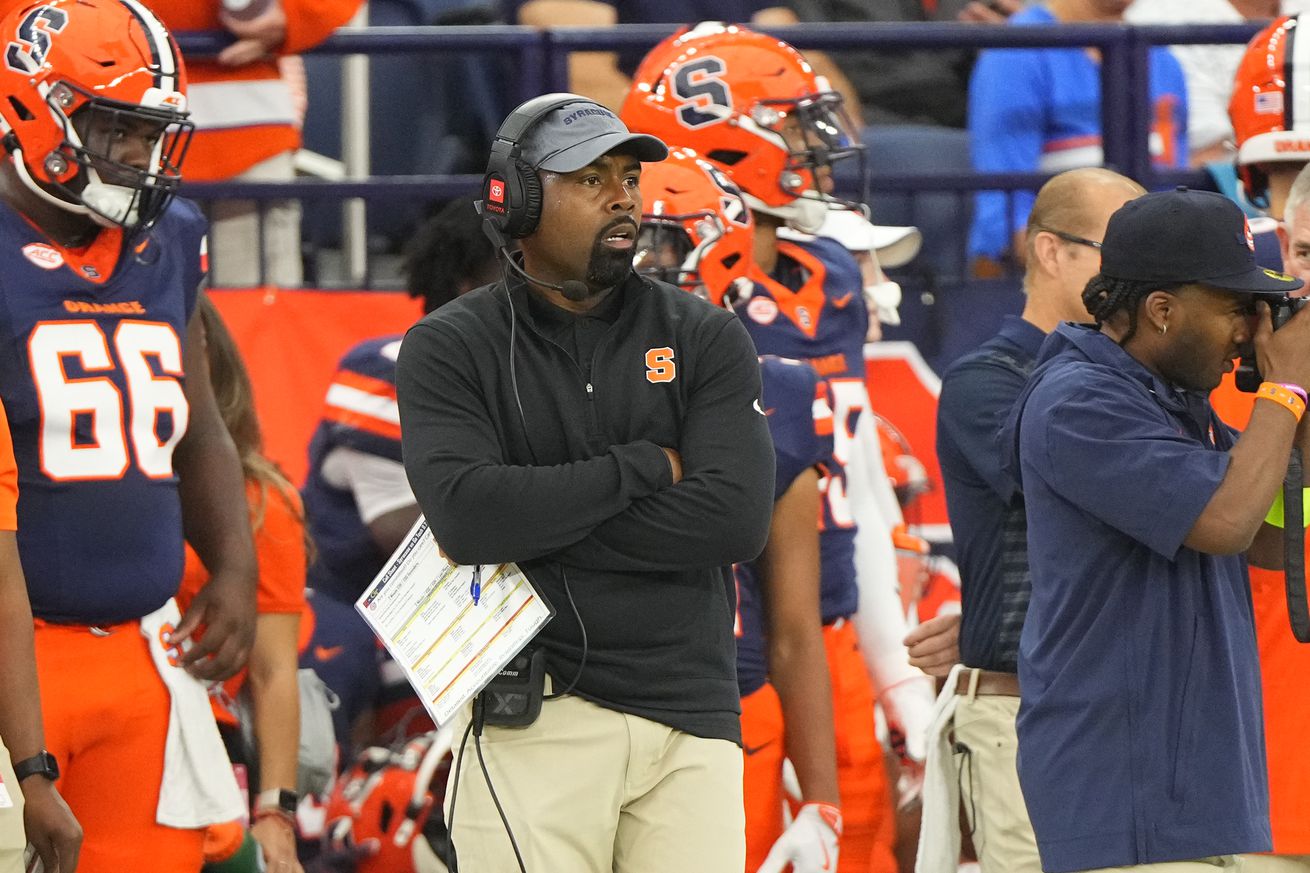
top-left (735, 356), bottom-right (833, 697)
top-left (0, 198), bottom-right (206, 624)
top-left (736, 236), bottom-right (869, 622)
top-left (302, 335), bottom-right (405, 603)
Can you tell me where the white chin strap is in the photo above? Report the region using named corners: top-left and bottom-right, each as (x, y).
top-left (745, 191), bottom-right (828, 234)
top-left (10, 146), bottom-right (148, 230)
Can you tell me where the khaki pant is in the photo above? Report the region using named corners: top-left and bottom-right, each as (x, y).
top-left (1241, 856), bottom-right (1310, 872)
top-left (0, 742), bottom-right (26, 873)
top-left (208, 152), bottom-right (303, 288)
top-left (953, 691), bottom-right (1042, 873)
top-left (444, 688), bottom-right (744, 873)
top-left (1078, 856), bottom-right (1243, 871)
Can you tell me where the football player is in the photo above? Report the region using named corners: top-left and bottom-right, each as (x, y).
top-left (623, 24), bottom-right (936, 873)
top-left (1232, 15), bottom-right (1310, 224)
top-left (0, 2), bottom-right (257, 870)
top-left (635, 147), bottom-right (842, 873)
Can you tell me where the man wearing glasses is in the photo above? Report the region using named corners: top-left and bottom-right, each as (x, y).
top-left (924, 168), bottom-right (1144, 872)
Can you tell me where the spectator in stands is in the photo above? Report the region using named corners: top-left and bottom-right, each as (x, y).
top-left (300, 198), bottom-right (500, 754)
top-left (782, 0), bottom-right (1018, 128)
top-left (178, 297), bottom-right (308, 873)
top-left (507, 0), bottom-right (863, 121)
top-left (966, 0), bottom-right (1188, 274)
top-left (1128, 0), bottom-right (1285, 167)
top-left (154, 0), bottom-right (362, 287)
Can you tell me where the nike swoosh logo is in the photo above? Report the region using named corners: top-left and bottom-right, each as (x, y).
top-left (742, 740), bottom-right (775, 756)
top-left (832, 292), bottom-right (855, 309)
top-left (314, 645), bottom-right (344, 662)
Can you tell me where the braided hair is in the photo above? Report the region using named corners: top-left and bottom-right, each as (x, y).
top-left (1081, 273), bottom-right (1180, 344)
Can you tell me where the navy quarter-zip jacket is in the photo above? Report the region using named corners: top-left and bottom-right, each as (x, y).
top-left (396, 271), bottom-right (775, 742)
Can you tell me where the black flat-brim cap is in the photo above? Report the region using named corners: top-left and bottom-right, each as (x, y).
top-left (521, 101), bottom-right (668, 173)
top-left (1100, 187), bottom-right (1303, 294)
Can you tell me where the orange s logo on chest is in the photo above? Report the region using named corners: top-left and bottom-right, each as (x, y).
top-left (645, 347), bottom-right (676, 383)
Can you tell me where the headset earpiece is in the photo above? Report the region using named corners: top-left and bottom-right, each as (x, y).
top-left (507, 158), bottom-right (543, 239)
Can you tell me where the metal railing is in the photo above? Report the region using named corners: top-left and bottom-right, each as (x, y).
top-left (174, 20), bottom-right (1270, 292)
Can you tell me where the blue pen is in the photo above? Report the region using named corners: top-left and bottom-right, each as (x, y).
top-left (471, 564), bottom-right (482, 605)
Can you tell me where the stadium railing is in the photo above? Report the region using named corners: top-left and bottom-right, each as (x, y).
top-left (176, 21), bottom-right (1266, 364)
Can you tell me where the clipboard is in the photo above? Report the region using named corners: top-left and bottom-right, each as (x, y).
top-left (355, 516), bottom-right (554, 727)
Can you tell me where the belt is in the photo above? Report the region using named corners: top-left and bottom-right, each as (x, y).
top-left (953, 667), bottom-right (1021, 697)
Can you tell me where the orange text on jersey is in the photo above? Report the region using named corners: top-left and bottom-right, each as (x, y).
top-left (63, 300), bottom-right (145, 315)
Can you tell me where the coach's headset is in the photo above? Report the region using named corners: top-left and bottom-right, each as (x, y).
top-left (477, 92), bottom-right (596, 302)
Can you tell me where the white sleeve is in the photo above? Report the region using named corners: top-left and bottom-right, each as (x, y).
top-left (848, 411), bottom-right (921, 694)
top-left (320, 446), bottom-right (418, 524)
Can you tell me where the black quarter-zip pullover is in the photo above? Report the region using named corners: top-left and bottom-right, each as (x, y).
top-left (396, 271), bottom-right (775, 742)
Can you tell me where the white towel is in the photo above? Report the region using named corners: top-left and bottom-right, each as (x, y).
top-left (914, 664), bottom-right (965, 873)
top-left (140, 599), bottom-right (246, 828)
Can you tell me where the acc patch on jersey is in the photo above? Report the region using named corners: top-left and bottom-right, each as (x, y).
top-left (22, 243), bottom-right (63, 270)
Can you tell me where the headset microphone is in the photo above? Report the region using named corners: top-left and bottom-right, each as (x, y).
top-left (499, 249), bottom-right (592, 302)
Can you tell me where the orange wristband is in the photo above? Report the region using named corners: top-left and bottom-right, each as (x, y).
top-left (1257, 381), bottom-right (1307, 422)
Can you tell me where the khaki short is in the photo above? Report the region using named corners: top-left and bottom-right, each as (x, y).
top-left (444, 688), bottom-right (744, 873)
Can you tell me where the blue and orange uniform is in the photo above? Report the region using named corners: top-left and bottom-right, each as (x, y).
top-left (301, 335), bottom-right (428, 746)
top-left (738, 355), bottom-right (835, 871)
top-left (0, 197), bottom-right (210, 871)
top-left (737, 234), bottom-right (897, 873)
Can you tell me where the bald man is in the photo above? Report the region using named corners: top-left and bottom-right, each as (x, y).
top-left (917, 168), bottom-right (1145, 873)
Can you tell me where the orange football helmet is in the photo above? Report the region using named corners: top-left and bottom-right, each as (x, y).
top-left (1230, 15), bottom-right (1310, 210)
top-left (0, 0), bottom-right (192, 232)
top-left (635, 146), bottom-right (754, 307)
top-left (323, 731), bottom-right (453, 873)
top-left (621, 22), bottom-right (865, 234)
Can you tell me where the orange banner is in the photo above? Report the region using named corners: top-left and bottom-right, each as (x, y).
top-left (210, 287), bottom-right (422, 485)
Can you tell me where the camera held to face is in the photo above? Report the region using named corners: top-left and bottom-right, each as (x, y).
top-left (1235, 295), bottom-right (1308, 392)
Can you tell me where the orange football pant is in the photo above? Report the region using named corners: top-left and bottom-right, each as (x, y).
top-left (742, 682), bottom-right (787, 873)
top-left (824, 620), bottom-right (897, 873)
top-left (34, 620), bottom-right (206, 873)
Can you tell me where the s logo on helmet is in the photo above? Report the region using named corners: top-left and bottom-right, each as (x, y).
top-left (5, 6), bottom-right (68, 74)
top-left (672, 57), bottom-right (732, 129)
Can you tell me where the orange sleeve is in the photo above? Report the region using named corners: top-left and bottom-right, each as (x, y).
top-left (252, 483), bottom-right (308, 614)
top-left (281, 0), bottom-right (364, 55)
top-left (0, 400), bottom-right (16, 532)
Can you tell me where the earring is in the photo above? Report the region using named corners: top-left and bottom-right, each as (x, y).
top-left (1159, 323), bottom-right (1168, 336)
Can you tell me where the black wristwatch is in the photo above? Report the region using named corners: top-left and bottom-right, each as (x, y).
top-left (12, 750), bottom-right (58, 783)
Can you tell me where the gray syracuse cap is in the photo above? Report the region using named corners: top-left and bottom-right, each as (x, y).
top-left (520, 100), bottom-right (668, 172)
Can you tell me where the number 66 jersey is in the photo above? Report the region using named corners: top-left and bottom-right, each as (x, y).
top-left (0, 199), bottom-right (207, 625)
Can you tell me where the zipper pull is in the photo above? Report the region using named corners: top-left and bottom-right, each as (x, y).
top-left (585, 382), bottom-right (595, 400)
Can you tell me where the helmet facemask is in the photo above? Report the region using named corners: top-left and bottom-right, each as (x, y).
top-left (745, 91), bottom-right (867, 233)
top-left (10, 79), bottom-right (192, 235)
top-left (637, 210), bottom-right (753, 307)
